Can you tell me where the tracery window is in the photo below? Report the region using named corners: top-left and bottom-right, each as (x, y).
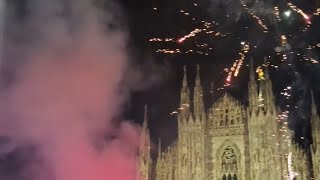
top-left (221, 146), bottom-right (238, 180)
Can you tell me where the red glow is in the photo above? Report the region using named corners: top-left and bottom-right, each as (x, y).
top-left (177, 38), bottom-right (184, 43)
top-left (303, 14), bottom-right (312, 24)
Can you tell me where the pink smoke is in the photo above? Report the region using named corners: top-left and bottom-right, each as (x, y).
top-left (0, 0), bottom-right (144, 180)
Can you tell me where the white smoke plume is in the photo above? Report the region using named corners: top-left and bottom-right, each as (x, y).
top-left (0, 0), bottom-right (143, 180)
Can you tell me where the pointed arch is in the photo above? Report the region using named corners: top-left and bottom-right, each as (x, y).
top-left (233, 174), bottom-right (237, 180)
top-left (216, 140), bottom-right (241, 159)
top-left (217, 140), bottom-right (241, 180)
top-left (223, 175), bottom-right (226, 180)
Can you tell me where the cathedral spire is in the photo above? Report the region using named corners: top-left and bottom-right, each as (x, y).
top-left (183, 65), bottom-right (188, 87)
top-left (158, 138), bottom-right (162, 157)
top-left (248, 58), bottom-right (258, 114)
top-left (263, 60), bottom-right (275, 114)
top-left (193, 64), bottom-right (205, 122)
top-left (311, 91), bottom-right (318, 116)
top-left (249, 57), bottom-right (255, 81)
top-left (140, 105), bottom-right (150, 150)
top-left (195, 64), bottom-right (200, 86)
top-left (143, 104), bottom-right (148, 130)
top-left (179, 65), bottom-right (191, 124)
top-left (264, 57), bottom-right (270, 80)
top-left (138, 105), bottom-right (151, 180)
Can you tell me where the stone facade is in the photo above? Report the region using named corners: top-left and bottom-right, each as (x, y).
top-left (138, 61), bottom-right (319, 180)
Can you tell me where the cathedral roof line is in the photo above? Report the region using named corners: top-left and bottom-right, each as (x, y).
top-left (212, 93), bottom-right (245, 109)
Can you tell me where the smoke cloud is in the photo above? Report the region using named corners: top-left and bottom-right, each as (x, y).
top-left (207, 0), bottom-right (277, 26)
top-left (0, 0), bottom-right (143, 180)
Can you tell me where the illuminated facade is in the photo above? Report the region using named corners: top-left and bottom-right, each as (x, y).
top-left (138, 61), bottom-right (319, 180)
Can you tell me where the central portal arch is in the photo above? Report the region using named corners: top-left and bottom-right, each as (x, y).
top-left (217, 140), bottom-right (241, 180)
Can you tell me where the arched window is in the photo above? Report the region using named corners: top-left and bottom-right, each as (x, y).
top-left (231, 119), bottom-right (234, 125)
top-left (233, 174), bottom-right (237, 180)
top-left (221, 146), bottom-right (238, 180)
top-left (222, 175), bottom-right (226, 180)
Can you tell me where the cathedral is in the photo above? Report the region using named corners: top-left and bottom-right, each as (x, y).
top-left (137, 60), bottom-right (320, 180)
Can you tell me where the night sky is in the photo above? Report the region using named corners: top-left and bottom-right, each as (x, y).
top-left (118, 0), bottom-right (320, 148)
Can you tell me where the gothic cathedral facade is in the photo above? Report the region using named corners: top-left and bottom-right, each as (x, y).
top-left (137, 61), bottom-right (320, 180)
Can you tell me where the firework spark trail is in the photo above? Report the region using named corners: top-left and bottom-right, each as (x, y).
top-left (240, 0), bottom-right (268, 32)
top-left (286, 2), bottom-right (311, 24)
top-left (149, 3), bottom-right (229, 48)
top-left (156, 48), bottom-right (210, 55)
top-left (177, 22), bottom-right (228, 43)
top-left (149, 22), bottom-right (228, 45)
top-left (275, 31), bottom-right (307, 179)
top-left (314, 8), bottom-right (320, 16)
top-left (177, 28), bottom-right (203, 43)
top-left (225, 41), bottom-right (250, 85)
top-left (278, 86), bottom-right (297, 179)
top-left (149, 38), bottom-right (175, 42)
top-left (274, 6), bottom-right (281, 21)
